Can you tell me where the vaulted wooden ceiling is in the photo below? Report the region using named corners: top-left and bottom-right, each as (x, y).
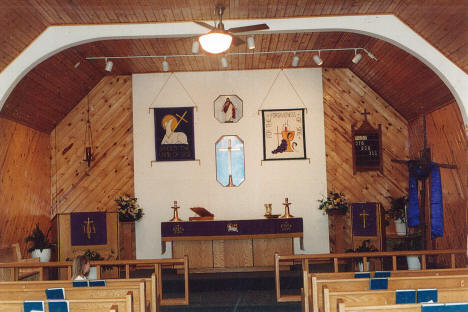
top-left (0, 0), bottom-right (466, 133)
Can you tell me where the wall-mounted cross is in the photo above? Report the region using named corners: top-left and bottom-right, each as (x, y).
top-left (361, 109), bottom-right (371, 121)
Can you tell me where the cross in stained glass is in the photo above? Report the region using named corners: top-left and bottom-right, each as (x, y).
top-left (216, 135), bottom-right (245, 187)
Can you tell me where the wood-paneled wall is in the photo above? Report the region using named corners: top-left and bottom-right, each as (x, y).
top-left (50, 76), bottom-right (134, 215)
top-left (0, 117), bottom-right (50, 257)
top-left (323, 68), bottom-right (409, 252)
top-left (408, 101), bottom-right (467, 265)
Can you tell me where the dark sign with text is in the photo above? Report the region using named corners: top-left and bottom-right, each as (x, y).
top-left (154, 107), bottom-right (195, 161)
top-left (352, 121), bottom-right (382, 174)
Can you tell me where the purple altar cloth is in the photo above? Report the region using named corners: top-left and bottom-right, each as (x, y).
top-left (161, 218), bottom-right (303, 240)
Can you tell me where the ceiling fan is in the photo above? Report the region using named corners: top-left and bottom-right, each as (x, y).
top-left (194, 6), bottom-right (269, 54)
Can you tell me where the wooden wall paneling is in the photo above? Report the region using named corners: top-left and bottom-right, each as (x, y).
top-left (323, 68), bottom-right (409, 252)
top-left (0, 117), bottom-right (51, 257)
top-left (50, 76), bottom-right (134, 216)
top-left (408, 101), bottom-right (467, 266)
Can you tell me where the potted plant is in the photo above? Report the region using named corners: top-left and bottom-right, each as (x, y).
top-left (25, 224), bottom-right (53, 262)
top-left (83, 249), bottom-right (116, 279)
top-left (318, 190), bottom-right (348, 215)
top-left (115, 194), bottom-right (144, 222)
top-left (385, 196), bottom-right (408, 236)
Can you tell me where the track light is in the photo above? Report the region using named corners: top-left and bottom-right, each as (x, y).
top-left (352, 49), bottom-right (362, 64)
top-left (366, 51), bottom-right (378, 61)
top-left (247, 36), bottom-right (255, 50)
top-left (221, 56), bottom-right (229, 68)
top-left (105, 58), bottom-right (113, 72)
top-left (162, 57), bottom-right (169, 72)
top-left (291, 53), bottom-right (299, 67)
top-left (313, 52), bottom-right (323, 66)
top-left (192, 41), bottom-right (200, 54)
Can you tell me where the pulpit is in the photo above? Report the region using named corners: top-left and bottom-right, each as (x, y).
top-left (161, 218), bottom-right (303, 271)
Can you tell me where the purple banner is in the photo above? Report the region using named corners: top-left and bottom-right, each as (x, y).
top-left (352, 203), bottom-right (377, 236)
top-left (161, 218), bottom-right (303, 238)
top-left (71, 212), bottom-right (107, 246)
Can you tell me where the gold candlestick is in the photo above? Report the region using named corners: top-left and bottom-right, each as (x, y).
top-left (281, 197), bottom-right (294, 218)
top-left (170, 200), bottom-right (182, 222)
top-left (264, 203), bottom-right (272, 215)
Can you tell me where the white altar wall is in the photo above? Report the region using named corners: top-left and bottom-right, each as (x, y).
top-left (132, 69), bottom-right (328, 259)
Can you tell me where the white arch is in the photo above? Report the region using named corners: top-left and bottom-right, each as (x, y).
top-left (0, 15), bottom-right (467, 124)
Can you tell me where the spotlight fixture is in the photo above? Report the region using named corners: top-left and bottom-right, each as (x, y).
top-left (105, 58), bottom-right (113, 72)
top-left (291, 53), bottom-right (299, 67)
top-left (74, 61), bottom-right (81, 68)
top-left (366, 51), bottom-right (378, 61)
top-left (221, 56), bottom-right (229, 68)
top-left (313, 52), bottom-right (323, 66)
top-left (247, 36), bottom-right (255, 50)
top-left (162, 57), bottom-right (169, 72)
top-left (192, 41), bottom-right (200, 54)
top-left (352, 49), bottom-right (362, 64)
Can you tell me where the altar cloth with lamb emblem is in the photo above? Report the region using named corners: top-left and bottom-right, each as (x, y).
top-left (161, 218), bottom-right (303, 270)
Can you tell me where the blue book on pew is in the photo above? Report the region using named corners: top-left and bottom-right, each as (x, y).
top-left (45, 288), bottom-right (65, 299)
top-left (24, 300), bottom-right (45, 312)
top-left (395, 289), bottom-right (416, 304)
top-left (420, 303), bottom-right (444, 312)
top-left (72, 280), bottom-right (89, 287)
top-left (369, 278), bottom-right (388, 290)
top-left (48, 300), bottom-right (69, 312)
top-left (374, 271), bottom-right (391, 278)
top-left (444, 302), bottom-right (468, 312)
top-left (89, 280), bottom-right (106, 287)
top-left (354, 272), bottom-right (370, 278)
top-left (418, 288), bottom-right (438, 303)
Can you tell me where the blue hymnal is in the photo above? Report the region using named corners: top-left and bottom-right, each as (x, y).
top-left (420, 303), bottom-right (444, 312)
top-left (48, 300), bottom-right (69, 312)
top-left (418, 288), bottom-right (438, 303)
top-left (24, 301), bottom-right (45, 312)
top-left (369, 278), bottom-right (388, 290)
top-left (72, 280), bottom-right (89, 287)
top-left (354, 272), bottom-right (370, 278)
top-left (374, 271), bottom-right (391, 278)
top-left (395, 289), bottom-right (416, 304)
top-left (45, 288), bottom-right (65, 299)
top-left (89, 280), bottom-right (106, 287)
top-left (444, 302), bottom-right (468, 311)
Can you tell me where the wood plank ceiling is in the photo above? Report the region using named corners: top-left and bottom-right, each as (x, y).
top-left (0, 0), bottom-right (466, 133)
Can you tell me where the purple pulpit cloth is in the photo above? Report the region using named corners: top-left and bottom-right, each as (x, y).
top-left (70, 212), bottom-right (107, 246)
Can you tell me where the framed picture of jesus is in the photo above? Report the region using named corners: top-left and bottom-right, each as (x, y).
top-left (262, 108), bottom-right (306, 161)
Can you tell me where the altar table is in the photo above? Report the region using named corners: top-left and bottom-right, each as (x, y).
top-left (161, 218), bottom-right (303, 270)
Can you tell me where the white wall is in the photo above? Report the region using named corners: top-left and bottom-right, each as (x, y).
top-left (132, 69), bottom-right (328, 259)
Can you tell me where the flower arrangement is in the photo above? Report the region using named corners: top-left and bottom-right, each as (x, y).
top-left (385, 196), bottom-right (408, 223)
top-left (318, 190), bottom-right (348, 215)
top-left (115, 194), bottom-right (143, 221)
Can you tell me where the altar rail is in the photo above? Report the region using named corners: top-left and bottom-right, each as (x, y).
top-left (0, 256), bottom-right (189, 306)
top-left (274, 249), bottom-right (466, 303)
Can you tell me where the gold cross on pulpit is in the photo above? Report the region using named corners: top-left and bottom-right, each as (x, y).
top-left (360, 210), bottom-right (369, 228)
top-left (82, 217), bottom-right (96, 239)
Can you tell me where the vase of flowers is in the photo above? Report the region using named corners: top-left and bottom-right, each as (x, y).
top-left (318, 190), bottom-right (348, 215)
top-left (115, 194), bottom-right (143, 222)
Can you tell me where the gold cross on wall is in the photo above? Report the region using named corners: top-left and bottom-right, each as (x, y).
top-left (360, 210), bottom-right (369, 229)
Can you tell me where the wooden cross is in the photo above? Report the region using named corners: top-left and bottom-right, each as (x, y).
top-left (218, 139), bottom-right (241, 187)
top-left (361, 109), bottom-right (370, 121)
top-left (360, 210), bottom-right (369, 229)
top-left (82, 217), bottom-right (95, 240)
top-left (391, 114), bottom-right (456, 249)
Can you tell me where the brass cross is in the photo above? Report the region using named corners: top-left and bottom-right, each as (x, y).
top-left (82, 217), bottom-right (95, 239)
top-left (360, 210), bottom-right (369, 229)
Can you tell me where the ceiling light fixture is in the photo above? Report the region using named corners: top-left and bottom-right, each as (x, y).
top-left (105, 58), bottom-right (113, 72)
top-left (221, 56), bottom-right (229, 68)
top-left (247, 36), bottom-right (255, 50)
top-left (199, 31), bottom-right (233, 54)
top-left (352, 49), bottom-right (363, 64)
top-left (162, 57), bottom-right (169, 72)
top-left (191, 41), bottom-right (200, 54)
top-left (291, 53), bottom-right (299, 67)
top-left (313, 51), bottom-right (323, 66)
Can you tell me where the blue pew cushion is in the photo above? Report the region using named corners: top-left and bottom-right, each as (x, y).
top-left (421, 303), bottom-right (444, 312)
top-left (374, 271), bottom-right (391, 278)
top-left (24, 300), bottom-right (45, 312)
top-left (48, 300), bottom-right (69, 312)
top-left (45, 288), bottom-right (65, 299)
top-left (418, 288), bottom-right (438, 303)
top-left (369, 277), bottom-right (388, 290)
top-left (89, 279), bottom-right (106, 286)
top-left (354, 272), bottom-right (371, 278)
top-left (444, 302), bottom-right (468, 312)
top-left (72, 280), bottom-right (89, 287)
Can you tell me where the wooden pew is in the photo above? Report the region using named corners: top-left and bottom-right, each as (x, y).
top-left (325, 287), bottom-right (468, 312)
top-left (311, 274), bottom-right (468, 312)
top-left (0, 243), bottom-right (40, 281)
top-left (337, 301), bottom-right (468, 312)
top-left (0, 294), bottom-right (132, 312)
top-left (0, 281), bottom-right (146, 312)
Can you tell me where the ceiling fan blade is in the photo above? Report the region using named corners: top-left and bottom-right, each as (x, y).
top-left (194, 21), bottom-right (216, 30)
top-left (227, 23), bottom-right (269, 33)
top-left (232, 36), bottom-right (245, 47)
